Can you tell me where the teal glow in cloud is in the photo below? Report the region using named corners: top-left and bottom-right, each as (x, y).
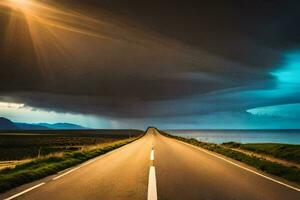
top-left (244, 51), bottom-right (300, 126)
top-left (271, 52), bottom-right (300, 84)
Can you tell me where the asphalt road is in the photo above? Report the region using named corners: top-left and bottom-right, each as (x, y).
top-left (1, 128), bottom-right (300, 200)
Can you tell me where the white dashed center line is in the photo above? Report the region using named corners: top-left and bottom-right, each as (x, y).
top-left (150, 149), bottom-right (155, 161)
top-left (148, 147), bottom-right (158, 200)
top-left (148, 166), bottom-right (158, 200)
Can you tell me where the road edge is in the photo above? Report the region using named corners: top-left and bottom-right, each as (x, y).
top-left (157, 130), bottom-right (300, 192)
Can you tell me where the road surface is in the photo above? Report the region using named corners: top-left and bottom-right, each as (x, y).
top-left (1, 128), bottom-right (299, 200)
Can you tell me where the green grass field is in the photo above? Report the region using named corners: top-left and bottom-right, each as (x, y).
top-left (222, 142), bottom-right (300, 164)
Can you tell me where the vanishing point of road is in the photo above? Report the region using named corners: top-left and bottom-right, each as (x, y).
top-left (1, 128), bottom-right (300, 200)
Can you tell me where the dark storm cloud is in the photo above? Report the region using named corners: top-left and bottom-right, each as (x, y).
top-left (1, 0), bottom-right (300, 118)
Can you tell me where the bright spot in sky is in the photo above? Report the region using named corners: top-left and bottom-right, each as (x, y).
top-left (11, 0), bottom-right (28, 6)
top-left (8, 0), bottom-right (31, 11)
top-left (0, 102), bottom-right (24, 109)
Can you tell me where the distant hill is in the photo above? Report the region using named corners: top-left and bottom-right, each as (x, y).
top-left (0, 117), bottom-right (88, 130)
top-left (0, 117), bottom-right (18, 130)
top-left (15, 123), bottom-right (49, 130)
top-left (37, 123), bottom-right (87, 130)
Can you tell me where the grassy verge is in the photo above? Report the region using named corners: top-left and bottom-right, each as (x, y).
top-left (222, 142), bottom-right (300, 164)
top-left (0, 136), bottom-right (141, 193)
top-left (159, 131), bottom-right (300, 185)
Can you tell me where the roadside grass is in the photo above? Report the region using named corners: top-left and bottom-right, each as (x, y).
top-left (0, 160), bottom-right (32, 170)
top-left (222, 142), bottom-right (300, 164)
top-left (159, 131), bottom-right (300, 185)
top-left (0, 136), bottom-right (140, 193)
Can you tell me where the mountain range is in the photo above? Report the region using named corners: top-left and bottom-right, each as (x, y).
top-left (0, 117), bottom-right (88, 130)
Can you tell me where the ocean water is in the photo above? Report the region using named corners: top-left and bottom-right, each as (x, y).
top-left (167, 130), bottom-right (300, 144)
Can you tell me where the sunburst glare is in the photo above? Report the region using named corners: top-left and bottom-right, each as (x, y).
top-left (0, 0), bottom-right (133, 75)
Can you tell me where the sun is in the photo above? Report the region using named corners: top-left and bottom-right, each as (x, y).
top-left (9, 0), bottom-right (31, 11)
top-left (11, 0), bottom-right (28, 6)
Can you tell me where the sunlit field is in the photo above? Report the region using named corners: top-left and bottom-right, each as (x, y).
top-left (0, 130), bottom-right (143, 164)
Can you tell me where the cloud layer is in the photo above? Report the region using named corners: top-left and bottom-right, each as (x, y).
top-left (0, 0), bottom-right (300, 127)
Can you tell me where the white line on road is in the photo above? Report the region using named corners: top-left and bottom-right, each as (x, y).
top-left (52, 166), bottom-right (81, 180)
top-left (147, 166), bottom-right (158, 200)
top-left (3, 183), bottom-right (45, 200)
top-left (150, 149), bottom-right (155, 161)
top-left (178, 140), bottom-right (300, 192)
top-left (80, 159), bottom-right (96, 167)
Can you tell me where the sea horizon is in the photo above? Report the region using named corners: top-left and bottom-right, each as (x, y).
top-left (166, 129), bottom-right (300, 144)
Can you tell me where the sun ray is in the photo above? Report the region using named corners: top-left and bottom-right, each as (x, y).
top-left (0, 0), bottom-right (118, 76)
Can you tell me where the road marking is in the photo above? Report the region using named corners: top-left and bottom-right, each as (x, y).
top-left (177, 140), bottom-right (300, 192)
top-left (147, 166), bottom-right (158, 200)
top-left (150, 149), bottom-right (155, 161)
top-left (52, 166), bottom-right (80, 180)
top-left (3, 183), bottom-right (45, 200)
